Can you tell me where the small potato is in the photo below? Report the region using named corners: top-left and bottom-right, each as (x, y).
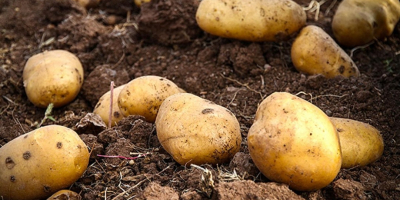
top-left (247, 92), bottom-right (342, 191)
top-left (196, 0), bottom-right (306, 42)
top-left (134, 0), bottom-right (150, 7)
top-left (118, 75), bottom-right (183, 123)
top-left (47, 190), bottom-right (81, 200)
top-left (291, 25), bottom-right (360, 78)
top-left (330, 117), bottom-right (384, 169)
top-left (93, 84), bottom-right (126, 127)
top-left (74, 0), bottom-right (100, 9)
top-left (23, 50), bottom-right (84, 108)
top-left (156, 93), bottom-right (242, 165)
top-left (0, 125), bottom-right (90, 200)
top-left (332, 0), bottom-right (400, 47)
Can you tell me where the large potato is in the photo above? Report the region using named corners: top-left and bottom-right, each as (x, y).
top-left (247, 92), bottom-right (342, 191)
top-left (332, 0), bottom-right (400, 47)
top-left (23, 50), bottom-right (84, 108)
top-left (330, 117), bottom-right (384, 169)
top-left (118, 75), bottom-right (183, 123)
top-left (0, 125), bottom-right (90, 200)
top-left (156, 93), bottom-right (242, 165)
top-left (94, 84), bottom-right (126, 127)
top-left (291, 25), bottom-right (360, 78)
top-left (196, 0), bottom-right (306, 42)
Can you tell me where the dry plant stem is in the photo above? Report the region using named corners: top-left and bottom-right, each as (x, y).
top-left (97, 153), bottom-right (148, 160)
top-left (350, 41), bottom-right (374, 57)
top-left (109, 81), bottom-right (115, 128)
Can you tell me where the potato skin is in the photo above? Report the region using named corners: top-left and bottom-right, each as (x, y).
top-left (247, 92), bottom-right (342, 191)
top-left (332, 0), bottom-right (400, 47)
top-left (330, 117), bottom-right (384, 169)
top-left (156, 93), bottom-right (242, 165)
top-left (291, 25), bottom-right (360, 78)
top-left (196, 0), bottom-right (306, 42)
top-left (47, 189), bottom-right (81, 200)
top-left (118, 75), bottom-right (183, 123)
top-left (0, 125), bottom-right (90, 200)
top-left (23, 50), bottom-right (84, 108)
top-left (93, 84), bottom-right (126, 127)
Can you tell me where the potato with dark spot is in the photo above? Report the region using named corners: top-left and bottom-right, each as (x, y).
top-left (291, 25), bottom-right (360, 78)
top-left (0, 125), bottom-right (90, 200)
top-left (196, 0), bottom-right (306, 42)
top-left (332, 0), bottom-right (400, 47)
top-left (23, 50), bottom-right (84, 108)
top-left (94, 84), bottom-right (126, 127)
top-left (156, 93), bottom-right (242, 165)
top-left (330, 117), bottom-right (384, 169)
top-left (247, 92), bottom-right (342, 191)
top-left (118, 75), bottom-right (184, 123)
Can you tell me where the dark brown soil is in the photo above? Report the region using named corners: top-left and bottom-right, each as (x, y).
top-left (1, 0), bottom-right (399, 199)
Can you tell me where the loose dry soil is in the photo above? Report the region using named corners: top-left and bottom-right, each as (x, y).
top-left (0, 0), bottom-right (399, 199)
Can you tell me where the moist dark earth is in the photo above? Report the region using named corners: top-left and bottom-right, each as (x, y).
top-left (1, 0), bottom-right (399, 199)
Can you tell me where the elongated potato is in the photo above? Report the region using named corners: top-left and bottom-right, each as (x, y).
top-left (118, 75), bottom-right (183, 123)
top-left (94, 84), bottom-right (126, 127)
top-left (330, 117), bottom-right (384, 169)
top-left (248, 92), bottom-right (342, 191)
top-left (23, 50), bottom-right (84, 108)
top-left (156, 93), bottom-right (242, 165)
top-left (196, 0), bottom-right (306, 42)
top-left (291, 25), bottom-right (360, 78)
top-left (332, 0), bottom-right (400, 47)
top-left (0, 125), bottom-right (90, 200)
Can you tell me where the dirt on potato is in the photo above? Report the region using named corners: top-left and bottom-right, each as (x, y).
top-left (0, 0), bottom-right (399, 199)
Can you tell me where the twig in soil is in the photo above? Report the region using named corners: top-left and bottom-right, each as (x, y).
top-left (37, 103), bottom-right (56, 128)
top-left (108, 81), bottom-right (115, 128)
top-left (220, 74), bottom-right (264, 100)
top-left (303, 0), bottom-right (327, 21)
top-left (324, 0), bottom-right (337, 16)
top-left (350, 41), bottom-right (374, 57)
top-left (97, 153), bottom-right (148, 160)
top-left (191, 164), bottom-right (214, 197)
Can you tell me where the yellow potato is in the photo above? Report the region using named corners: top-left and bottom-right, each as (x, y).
top-left (134, 0), bottom-right (150, 7)
top-left (330, 117), bottom-right (384, 169)
top-left (196, 0), bottom-right (306, 42)
top-left (0, 125), bottom-right (90, 200)
top-left (247, 92), bottom-right (342, 191)
top-left (291, 25), bottom-right (360, 78)
top-left (23, 50), bottom-right (84, 108)
top-left (74, 0), bottom-right (100, 8)
top-left (93, 84), bottom-right (126, 127)
top-left (156, 93), bottom-right (242, 165)
top-left (118, 75), bottom-right (183, 123)
top-left (332, 0), bottom-right (400, 47)
top-left (47, 189), bottom-right (81, 200)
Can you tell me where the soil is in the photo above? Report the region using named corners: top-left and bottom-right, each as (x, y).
top-left (0, 0), bottom-right (399, 199)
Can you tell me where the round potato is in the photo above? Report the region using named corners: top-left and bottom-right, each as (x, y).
top-left (0, 125), bottom-right (89, 200)
top-left (291, 25), bottom-right (360, 78)
top-left (196, 0), bottom-right (306, 42)
top-left (332, 0), bottom-right (400, 47)
top-left (94, 84), bottom-right (126, 127)
top-left (118, 75), bottom-right (183, 123)
top-left (23, 50), bottom-right (84, 108)
top-left (156, 93), bottom-right (242, 165)
top-left (247, 92), bottom-right (342, 191)
top-left (330, 117), bottom-right (384, 169)
top-left (134, 0), bottom-right (150, 7)
top-left (47, 189), bottom-right (81, 200)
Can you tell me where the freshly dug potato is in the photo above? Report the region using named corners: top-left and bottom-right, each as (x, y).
top-left (134, 0), bottom-right (150, 7)
top-left (156, 93), bottom-right (242, 165)
top-left (94, 84), bottom-right (126, 127)
top-left (0, 125), bottom-right (90, 200)
top-left (291, 25), bottom-right (360, 78)
top-left (247, 92), bottom-right (342, 191)
top-left (332, 0), bottom-right (400, 47)
top-left (330, 117), bottom-right (384, 169)
top-left (196, 0), bottom-right (306, 42)
top-left (23, 50), bottom-right (84, 108)
top-left (118, 75), bottom-right (183, 123)
top-left (74, 0), bottom-right (100, 8)
top-left (47, 190), bottom-right (81, 200)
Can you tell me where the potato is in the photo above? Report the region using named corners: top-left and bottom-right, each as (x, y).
top-left (47, 190), bottom-right (81, 200)
top-left (0, 125), bottom-right (90, 200)
top-left (134, 0), bottom-right (150, 7)
top-left (93, 84), bottom-right (126, 127)
top-left (156, 93), bottom-right (242, 165)
top-left (247, 92), bottom-right (342, 191)
top-left (118, 75), bottom-right (183, 123)
top-left (196, 0), bottom-right (306, 42)
top-left (23, 50), bottom-right (84, 108)
top-left (332, 0), bottom-right (400, 47)
top-left (74, 0), bottom-right (100, 8)
top-left (291, 25), bottom-right (360, 78)
top-left (330, 117), bottom-right (384, 169)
